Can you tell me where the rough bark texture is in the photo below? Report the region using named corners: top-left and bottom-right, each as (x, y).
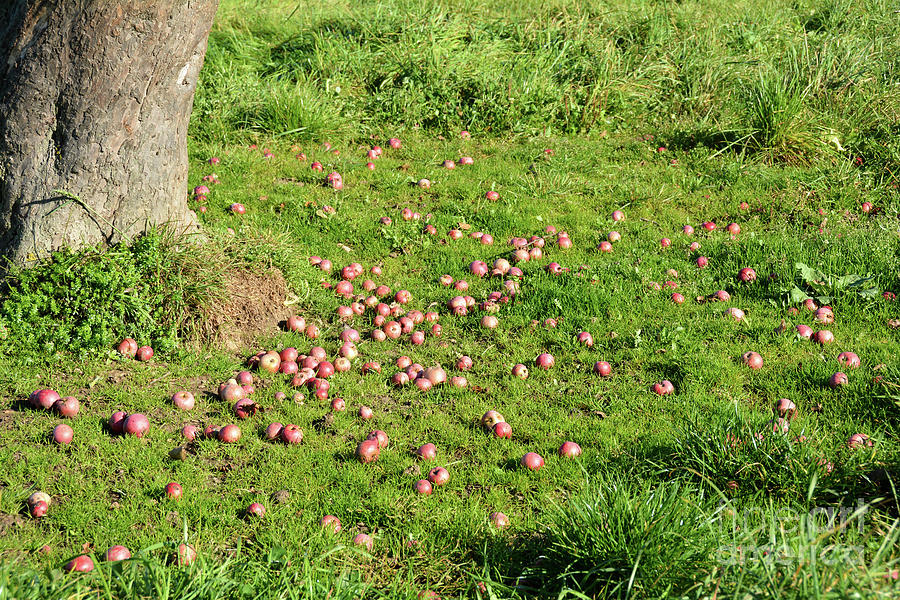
top-left (0, 0), bottom-right (218, 265)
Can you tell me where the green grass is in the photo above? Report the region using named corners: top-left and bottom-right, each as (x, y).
top-left (0, 228), bottom-right (232, 359)
top-left (1, 0), bottom-right (900, 598)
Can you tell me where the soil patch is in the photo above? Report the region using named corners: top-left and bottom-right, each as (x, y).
top-left (0, 513), bottom-right (25, 536)
top-left (202, 268), bottom-right (291, 353)
top-left (0, 409), bottom-right (17, 430)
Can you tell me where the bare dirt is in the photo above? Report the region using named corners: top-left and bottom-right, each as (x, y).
top-left (0, 512), bottom-right (25, 536)
top-left (202, 268), bottom-right (292, 353)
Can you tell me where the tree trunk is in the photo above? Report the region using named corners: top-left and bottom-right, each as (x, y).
top-left (0, 0), bottom-right (218, 265)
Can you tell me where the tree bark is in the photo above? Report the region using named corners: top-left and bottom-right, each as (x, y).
top-left (0, 0), bottom-right (218, 265)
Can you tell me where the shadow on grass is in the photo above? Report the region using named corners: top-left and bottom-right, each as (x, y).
top-left (662, 127), bottom-right (744, 154)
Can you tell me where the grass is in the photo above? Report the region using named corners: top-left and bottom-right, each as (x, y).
top-left (1, 0), bottom-right (900, 598)
top-left (0, 547), bottom-right (372, 600)
top-left (0, 228), bottom-right (232, 359)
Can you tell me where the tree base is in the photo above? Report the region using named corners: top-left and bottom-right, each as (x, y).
top-left (0, 0), bottom-right (218, 265)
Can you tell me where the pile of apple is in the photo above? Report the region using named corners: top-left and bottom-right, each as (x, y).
top-left (25, 135), bottom-right (889, 581)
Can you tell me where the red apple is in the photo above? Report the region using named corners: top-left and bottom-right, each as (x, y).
top-left (109, 410), bottom-right (127, 434)
top-left (123, 413), bottom-right (150, 438)
top-left (492, 421), bottom-right (512, 439)
top-left (489, 512), bottom-right (509, 529)
top-left (53, 396), bottom-right (79, 418)
top-left (64, 555), bottom-right (95, 573)
top-left (428, 467), bottom-right (449, 486)
top-left (415, 479), bottom-right (433, 495)
top-left (279, 360), bottom-right (298, 375)
top-left (815, 307), bottom-right (834, 324)
top-left (177, 543), bottom-right (197, 565)
top-left (352, 533), bottom-right (374, 551)
top-left (361, 361), bottom-right (381, 375)
top-left (181, 424), bottom-right (198, 441)
top-left (593, 361), bottom-right (612, 377)
top-left (117, 338), bottom-right (138, 358)
top-left (652, 381), bottom-right (674, 396)
top-left (449, 375), bottom-right (467, 388)
top-left (30, 389), bottom-right (61, 410)
top-left (280, 424), bottom-right (303, 444)
top-left (847, 433), bottom-right (873, 449)
top-left (321, 515), bottom-right (342, 533)
top-left (367, 429), bottom-right (389, 449)
top-left (814, 330), bottom-right (834, 345)
top-left (265, 422), bottom-right (283, 440)
top-left (356, 439), bottom-right (380, 463)
top-left (838, 352), bottom-right (860, 369)
top-left (30, 500), bottom-right (48, 518)
top-left (221, 381), bottom-right (244, 403)
top-left (258, 351), bottom-right (281, 373)
top-left (456, 356), bottom-right (473, 371)
top-left (233, 398), bottom-right (258, 420)
top-left (829, 372), bottom-right (848, 388)
top-left (741, 351), bottom-right (764, 370)
top-left (172, 391), bottom-right (195, 411)
top-left (104, 545), bottom-right (131, 561)
top-left (218, 424), bottom-right (241, 443)
top-left (738, 267), bottom-right (756, 282)
top-left (521, 452), bottom-right (544, 471)
top-left (52, 424), bottom-right (73, 445)
top-left (423, 366), bottom-right (447, 385)
top-left (416, 443), bottom-right (437, 460)
top-left (535, 353), bottom-right (555, 370)
top-left (558, 441), bottom-right (582, 458)
top-left (286, 315), bottom-right (306, 332)
top-left (165, 482), bottom-right (183, 500)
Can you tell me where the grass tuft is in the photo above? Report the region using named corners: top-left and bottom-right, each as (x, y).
top-left (0, 227), bottom-right (231, 359)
